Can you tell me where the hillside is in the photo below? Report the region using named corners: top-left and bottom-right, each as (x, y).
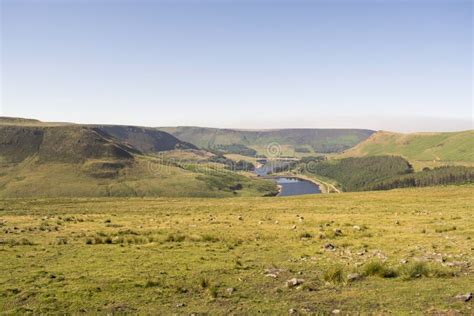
top-left (159, 126), bottom-right (375, 156)
top-left (0, 119), bottom-right (277, 198)
top-left (339, 130), bottom-right (474, 168)
top-left (94, 125), bottom-right (197, 154)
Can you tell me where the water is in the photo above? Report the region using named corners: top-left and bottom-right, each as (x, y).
top-left (275, 177), bottom-right (321, 196)
top-left (255, 163), bottom-right (321, 196)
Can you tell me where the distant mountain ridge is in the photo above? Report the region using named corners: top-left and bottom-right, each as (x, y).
top-left (158, 126), bottom-right (375, 155)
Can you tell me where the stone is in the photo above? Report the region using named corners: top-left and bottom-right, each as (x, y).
top-left (353, 225), bottom-right (361, 231)
top-left (226, 287), bottom-right (235, 295)
top-left (264, 268), bottom-right (284, 278)
top-left (289, 308), bottom-right (297, 314)
top-left (291, 225), bottom-right (297, 230)
top-left (324, 243), bottom-right (336, 251)
top-left (286, 278), bottom-right (304, 288)
top-left (455, 293), bottom-right (472, 302)
top-left (238, 216), bottom-right (243, 221)
top-left (347, 273), bottom-right (361, 282)
top-left (332, 309), bottom-right (341, 314)
top-left (176, 303), bottom-right (186, 308)
top-left (334, 229), bottom-right (343, 236)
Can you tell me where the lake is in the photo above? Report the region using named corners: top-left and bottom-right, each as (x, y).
top-left (275, 177), bottom-right (321, 196)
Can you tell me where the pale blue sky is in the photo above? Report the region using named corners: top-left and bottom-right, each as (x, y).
top-left (1, 0), bottom-right (472, 131)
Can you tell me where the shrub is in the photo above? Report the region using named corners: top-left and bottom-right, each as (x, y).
top-left (401, 262), bottom-right (430, 280)
top-left (165, 233), bottom-right (186, 242)
top-left (324, 265), bottom-right (346, 284)
top-left (299, 232), bottom-right (313, 239)
top-left (144, 280), bottom-right (160, 288)
top-left (363, 261), bottom-right (398, 278)
top-left (200, 278), bottom-right (210, 289)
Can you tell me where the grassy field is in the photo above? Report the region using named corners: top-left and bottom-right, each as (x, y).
top-left (1, 186), bottom-right (473, 314)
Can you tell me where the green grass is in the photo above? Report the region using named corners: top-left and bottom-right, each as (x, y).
top-left (0, 185), bottom-right (473, 313)
top-left (0, 156), bottom-right (278, 198)
top-left (341, 130), bottom-right (474, 167)
top-left (159, 126), bottom-right (374, 155)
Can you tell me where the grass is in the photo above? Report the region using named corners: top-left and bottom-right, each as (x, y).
top-left (0, 185), bottom-right (473, 313)
top-left (340, 130), bottom-right (474, 168)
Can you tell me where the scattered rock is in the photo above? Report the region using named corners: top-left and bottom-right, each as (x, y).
top-left (347, 273), bottom-right (361, 282)
top-left (286, 278), bottom-right (304, 288)
top-left (264, 268), bottom-right (285, 278)
top-left (324, 243), bottom-right (336, 251)
top-left (455, 293), bottom-right (472, 302)
top-left (226, 287), bottom-right (235, 295)
top-left (332, 309), bottom-right (341, 314)
top-left (334, 229), bottom-right (343, 236)
top-left (291, 225), bottom-right (297, 230)
top-left (176, 303), bottom-right (186, 308)
top-left (395, 220), bottom-right (400, 225)
top-left (275, 220), bottom-right (279, 224)
top-left (238, 216), bottom-right (243, 221)
top-left (289, 308), bottom-right (298, 315)
top-left (258, 221), bottom-right (263, 225)
top-left (400, 259), bottom-right (408, 264)
top-left (353, 225), bottom-right (361, 231)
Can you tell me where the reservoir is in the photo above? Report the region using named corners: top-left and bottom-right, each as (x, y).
top-left (275, 177), bottom-right (321, 196)
top-left (255, 163), bottom-right (321, 196)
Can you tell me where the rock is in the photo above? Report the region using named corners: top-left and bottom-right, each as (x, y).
top-left (238, 216), bottom-right (243, 221)
top-left (455, 293), bottom-right (472, 302)
top-left (264, 268), bottom-right (284, 278)
top-left (226, 287), bottom-right (235, 295)
top-left (324, 243), bottom-right (336, 251)
top-left (286, 278), bottom-right (304, 288)
top-left (291, 225), bottom-right (297, 230)
top-left (353, 225), bottom-right (361, 231)
top-left (395, 220), bottom-right (400, 225)
top-left (400, 259), bottom-right (408, 264)
top-left (289, 308), bottom-right (297, 315)
top-left (332, 309), bottom-right (341, 314)
top-left (176, 303), bottom-right (186, 307)
top-left (275, 220), bottom-right (279, 224)
top-left (258, 221), bottom-right (263, 225)
top-left (334, 229), bottom-right (343, 236)
top-left (347, 273), bottom-right (361, 282)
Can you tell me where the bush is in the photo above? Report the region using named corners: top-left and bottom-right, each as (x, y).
top-left (165, 233), bottom-right (186, 242)
top-left (362, 261), bottom-right (398, 278)
top-left (200, 278), bottom-right (210, 289)
top-left (401, 262), bottom-right (430, 280)
top-left (324, 265), bottom-right (346, 284)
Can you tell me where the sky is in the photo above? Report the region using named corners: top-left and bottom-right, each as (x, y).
top-left (0, 0), bottom-right (472, 131)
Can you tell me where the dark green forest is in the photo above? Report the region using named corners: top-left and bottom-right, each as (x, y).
top-left (300, 156), bottom-right (474, 191)
top-left (367, 166), bottom-right (474, 191)
top-left (301, 156), bottom-right (413, 191)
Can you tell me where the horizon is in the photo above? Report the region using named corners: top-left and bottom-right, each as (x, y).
top-left (1, 114), bottom-right (473, 133)
top-left (1, 0), bottom-right (473, 132)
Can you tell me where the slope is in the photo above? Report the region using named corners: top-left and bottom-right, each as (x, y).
top-left (339, 130), bottom-right (474, 169)
top-left (159, 126), bottom-right (375, 156)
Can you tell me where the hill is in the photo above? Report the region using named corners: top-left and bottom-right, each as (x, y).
top-left (159, 126), bottom-right (375, 156)
top-left (339, 130), bottom-right (474, 169)
top-left (1, 185), bottom-right (473, 314)
top-left (94, 125), bottom-right (197, 154)
top-left (0, 119), bottom-right (277, 198)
